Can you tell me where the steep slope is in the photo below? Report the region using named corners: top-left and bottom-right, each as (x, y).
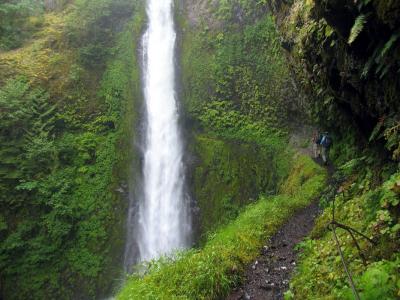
top-left (0, 1), bottom-right (144, 299)
top-left (177, 0), bottom-right (307, 237)
top-left (266, 1), bottom-right (400, 298)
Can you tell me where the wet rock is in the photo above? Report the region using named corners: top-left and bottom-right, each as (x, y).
top-left (251, 260), bottom-right (258, 270)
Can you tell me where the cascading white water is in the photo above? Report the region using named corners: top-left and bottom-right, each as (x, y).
top-left (137, 0), bottom-right (190, 261)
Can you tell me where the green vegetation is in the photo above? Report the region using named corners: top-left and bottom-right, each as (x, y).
top-left (287, 157), bottom-right (400, 299)
top-left (0, 0), bottom-right (44, 50)
top-left (260, 1), bottom-right (400, 298)
top-left (276, 0), bottom-right (400, 159)
top-left (0, 1), bottom-right (144, 298)
top-left (117, 155), bottom-right (326, 299)
top-left (179, 5), bottom-right (305, 235)
top-left (193, 135), bottom-right (281, 235)
top-left (1, 0), bottom-right (399, 298)
top-left (180, 13), bottom-right (303, 132)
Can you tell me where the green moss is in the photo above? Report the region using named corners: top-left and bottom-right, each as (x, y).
top-left (117, 154), bottom-right (326, 300)
top-left (0, 1), bottom-right (44, 50)
top-left (180, 14), bottom-right (295, 129)
top-left (177, 1), bottom-right (303, 240)
top-left (192, 135), bottom-right (278, 235)
top-left (89, 11), bottom-right (145, 297)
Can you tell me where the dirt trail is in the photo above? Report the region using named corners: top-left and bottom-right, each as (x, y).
top-left (227, 149), bottom-right (333, 300)
top-left (226, 201), bottom-right (320, 300)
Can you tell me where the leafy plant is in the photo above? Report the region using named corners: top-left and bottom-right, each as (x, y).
top-left (348, 14), bottom-right (367, 45)
top-left (341, 258), bottom-right (400, 300)
top-left (289, 157), bottom-right (400, 299)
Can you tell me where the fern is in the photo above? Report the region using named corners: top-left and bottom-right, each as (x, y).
top-left (379, 32), bottom-right (400, 60)
top-left (362, 31), bottom-right (400, 78)
top-left (369, 119), bottom-right (384, 142)
top-left (361, 54), bottom-right (375, 78)
top-left (348, 14), bottom-right (367, 44)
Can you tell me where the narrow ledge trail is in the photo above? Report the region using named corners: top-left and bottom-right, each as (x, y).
top-left (226, 201), bottom-right (320, 300)
top-left (227, 156), bottom-right (334, 300)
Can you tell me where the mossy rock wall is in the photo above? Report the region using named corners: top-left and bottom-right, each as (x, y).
top-left (191, 135), bottom-right (280, 236)
top-left (176, 0), bottom-right (298, 237)
top-left (270, 0), bottom-right (400, 160)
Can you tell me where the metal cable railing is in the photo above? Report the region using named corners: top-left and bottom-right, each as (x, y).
top-left (327, 185), bottom-right (376, 300)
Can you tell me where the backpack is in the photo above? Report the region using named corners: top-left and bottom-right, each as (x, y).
top-left (321, 135), bottom-right (332, 148)
top-left (316, 134), bottom-right (323, 144)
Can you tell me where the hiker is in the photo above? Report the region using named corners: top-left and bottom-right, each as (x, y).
top-left (320, 132), bottom-right (332, 165)
top-left (311, 131), bottom-right (320, 158)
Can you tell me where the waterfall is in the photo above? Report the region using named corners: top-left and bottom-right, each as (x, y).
top-left (124, 0), bottom-right (190, 266)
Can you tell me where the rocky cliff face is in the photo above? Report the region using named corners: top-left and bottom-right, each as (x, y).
top-left (272, 0), bottom-right (400, 160)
